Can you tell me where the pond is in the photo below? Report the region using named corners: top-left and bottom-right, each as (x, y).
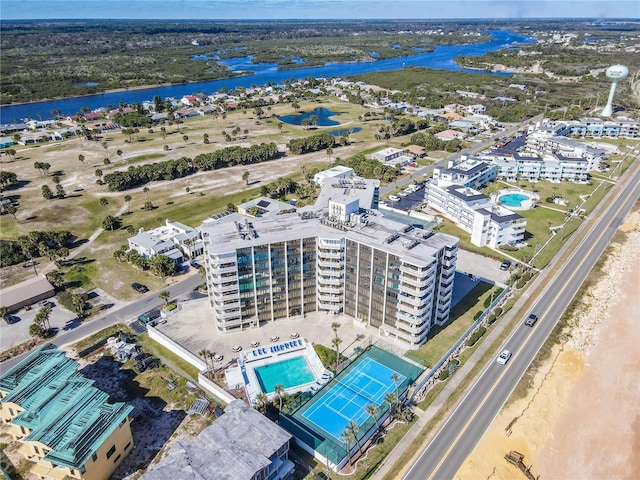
top-left (327, 127), bottom-right (362, 137)
top-left (278, 107), bottom-right (340, 126)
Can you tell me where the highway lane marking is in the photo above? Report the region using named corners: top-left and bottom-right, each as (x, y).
top-left (420, 169), bottom-right (640, 480)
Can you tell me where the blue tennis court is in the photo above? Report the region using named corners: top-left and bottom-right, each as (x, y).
top-left (302, 357), bottom-right (405, 442)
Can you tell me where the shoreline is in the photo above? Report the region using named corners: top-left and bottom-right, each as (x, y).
top-left (0, 73), bottom-right (251, 110)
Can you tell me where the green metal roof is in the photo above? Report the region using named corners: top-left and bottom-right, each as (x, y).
top-left (0, 344), bottom-right (133, 470)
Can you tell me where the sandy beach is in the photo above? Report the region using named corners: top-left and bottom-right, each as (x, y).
top-left (456, 210), bottom-right (640, 480)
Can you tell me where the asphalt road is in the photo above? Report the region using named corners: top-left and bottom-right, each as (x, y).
top-left (402, 160), bottom-right (640, 480)
top-left (0, 274), bottom-right (204, 372)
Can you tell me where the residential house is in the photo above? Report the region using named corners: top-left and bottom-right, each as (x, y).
top-left (435, 129), bottom-right (466, 141)
top-left (372, 147), bottom-right (414, 167)
top-left (127, 227), bottom-right (184, 264)
top-left (140, 400), bottom-right (294, 480)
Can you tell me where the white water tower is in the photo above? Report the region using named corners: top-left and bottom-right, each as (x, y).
top-left (601, 65), bottom-right (629, 117)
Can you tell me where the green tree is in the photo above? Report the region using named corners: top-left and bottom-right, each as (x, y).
top-left (55, 184), bottom-right (66, 199)
top-left (242, 171), bottom-right (250, 185)
top-left (46, 270), bottom-right (65, 289)
top-left (35, 305), bottom-right (52, 331)
top-left (41, 185), bottom-right (54, 200)
top-left (341, 426), bottom-right (355, 467)
top-left (366, 403), bottom-right (380, 431)
top-left (102, 215), bottom-right (119, 230)
top-left (99, 197), bottom-right (109, 211)
top-left (5, 204), bottom-right (17, 221)
top-left (159, 290), bottom-right (171, 306)
top-left (183, 135), bottom-right (189, 144)
top-left (331, 321), bottom-right (342, 373)
top-left (274, 384), bottom-right (285, 411)
top-left (29, 322), bottom-right (45, 339)
top-left (254, 392), bottom-right (268, 414)
top-left (124, 194), bottom-right (132, 212)
top-left (149, 254), bottom-right (177, 282)
top-left (78, 154), bottom-right (85, 166)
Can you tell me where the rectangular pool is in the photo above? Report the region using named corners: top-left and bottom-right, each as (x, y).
top-left (254, 356), bottom-right (315, 394)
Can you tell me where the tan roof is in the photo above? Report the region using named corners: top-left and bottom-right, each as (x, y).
top-left (0, 276), bottom-right (54, 309)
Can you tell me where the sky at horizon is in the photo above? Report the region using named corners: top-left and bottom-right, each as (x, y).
top-left (2, 0), bottom-right (638, 20)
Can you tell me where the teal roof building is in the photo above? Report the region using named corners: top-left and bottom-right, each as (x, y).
top-left (0, 344), bottom-right (134, 480)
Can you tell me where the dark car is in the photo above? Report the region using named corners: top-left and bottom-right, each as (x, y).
top-left (500, 260), bottom-right (512, 271)
top-left (131, 282), bottom-right (149, 293)
top-left (525, 313), bottom-right (539, 327)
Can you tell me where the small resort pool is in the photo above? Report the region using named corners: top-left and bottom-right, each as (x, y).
top-left (498, 193), bottom-right (530, 207)
top-left (255, 356), bottom-right (315, 393)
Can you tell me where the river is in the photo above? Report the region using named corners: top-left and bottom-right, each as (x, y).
top-left (0, 30), bottom-right (534, 123)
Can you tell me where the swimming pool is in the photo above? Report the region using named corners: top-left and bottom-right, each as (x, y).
top-left (255, 356), bottom-right (315, 393)
top-left (499, 193), bottom-right (530, 207)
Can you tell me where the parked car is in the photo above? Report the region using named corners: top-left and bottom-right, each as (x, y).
top-left (131, 282), bottom-right (149, 293)
top-left (497, 349), bottom-right (512, 365)
top-left (37, 300), bottom-right (52, 308)
top-left (525, 313), bottom-right (539, 327)
top-left (388, 195), bottom-right (401, 202)
top-left (500, 260), bottom-right (511, 271)
top-left (408, 162), bottom-right (418, 168)
top-left (397, 191), bottom-right (409, 197)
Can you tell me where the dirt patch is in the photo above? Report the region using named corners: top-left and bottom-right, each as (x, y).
top-left (456, 215), bottom-right (640, 480)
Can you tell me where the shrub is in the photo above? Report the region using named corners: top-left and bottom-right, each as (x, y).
top-left (487, 314), bottom-right (498, 325)
top-left (466, 326), bottom-right (487, 347)
top-left (439, 369), bottom-right (449, 381)
top-left (473, 310), bottom-right (483, 320)
top-left (494, 307), bottom-right (503, 317)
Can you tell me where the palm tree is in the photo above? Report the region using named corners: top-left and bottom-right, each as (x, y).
top-left (331, 322), bottom-right (341, 372)
top-left (198, 349), bottom-right (211, 371)
top-left (35, 305), bottom-right (52, 331)
top-left (348, 420), bottom-right (362, 455)
top-left (341, 427), bottom-right (355, 467)
top-left (99, 197), bottom-right (109, 212)
top-left (143, 187), bottom-right (150, 200)
top-left (384, 392), bottom-right (397, 417)
top-left (274, 384), bottom-right (285, 411)
top-left (366, 404), bottom-right (380, 431)
top-left (78, 154), bottom-right (85, 166)
top-left (254, 392), bottom-right (268, 413)
top-left (124, 194), bottom-right (132, 212)
top-left (391, 372), bottom-right (400, 405)
top-left (326, 146), bottom-right (333, 163)
top-left (159, 290), bottom-right (170, 306)
top-left (242, 171), bottom-right (250, 185)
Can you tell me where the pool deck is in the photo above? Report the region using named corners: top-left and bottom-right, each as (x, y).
top-left (154, 298), bottom-right (375, 371)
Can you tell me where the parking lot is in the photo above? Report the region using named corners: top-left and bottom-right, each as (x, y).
top-left (383, 183), bottom-right (426, 212)
top-left (0, 289), bottom-right (124, 352)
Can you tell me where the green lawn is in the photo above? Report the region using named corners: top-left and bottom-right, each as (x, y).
top-left (405, 282), bottom-right (496, 368)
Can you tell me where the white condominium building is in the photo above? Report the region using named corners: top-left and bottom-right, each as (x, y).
top-left (200, 176), bottom-right (458, 348)
top-left (424, 181), bottom-right (526, 248)
top-left (433, 157), bottom-right (498, 189)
